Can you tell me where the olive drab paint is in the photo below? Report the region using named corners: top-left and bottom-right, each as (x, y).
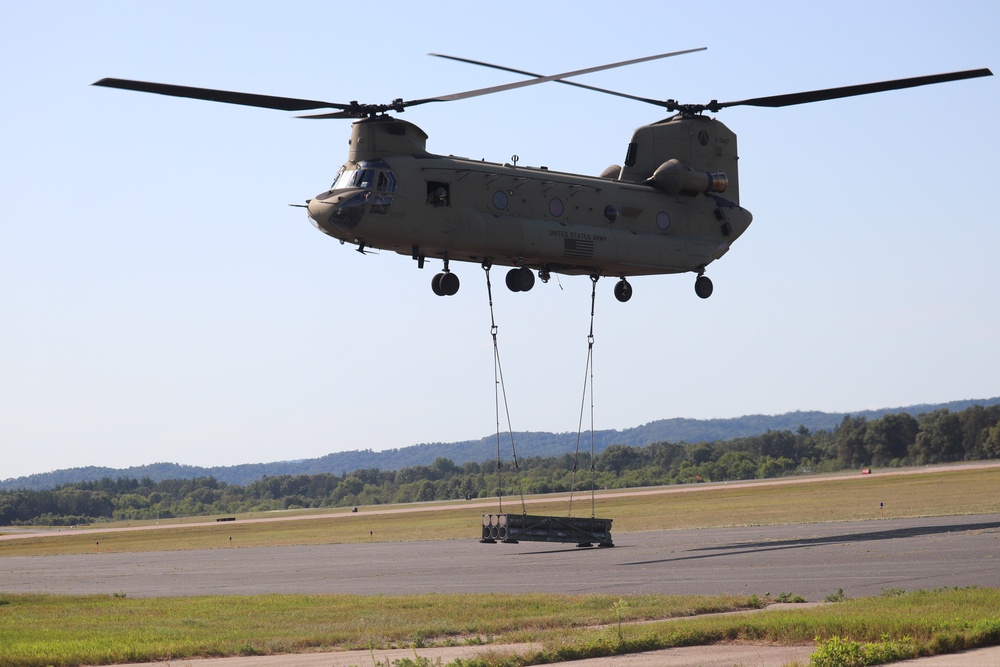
top-left (307, 113), bottom-right (751, 298)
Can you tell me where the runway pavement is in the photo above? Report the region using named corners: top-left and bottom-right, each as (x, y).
top-left (3, 513), bottom-right (999, 600)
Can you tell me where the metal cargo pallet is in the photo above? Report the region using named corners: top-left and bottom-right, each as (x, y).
top-left (481, 513), bottom-right (613, 547)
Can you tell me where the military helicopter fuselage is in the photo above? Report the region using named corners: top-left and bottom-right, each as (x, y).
top-left (307, 113), bottom-right (748, 299)
top-left (93, 50), bottom-right (990, 301)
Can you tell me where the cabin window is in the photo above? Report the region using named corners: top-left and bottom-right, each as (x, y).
top-left (656, 211), bottom-right (671, 230)
top-left (604, 205), bottom-right (619, 224)
top-left (427, 181), bottom-right (450, 207)
top-left (492, 190), bottom-right (508, 210)
top-left (548, 198), bottom-right (564, 217)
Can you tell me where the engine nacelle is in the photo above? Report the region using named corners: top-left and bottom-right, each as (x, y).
top-left (650, 159), bottom-right (728, 196)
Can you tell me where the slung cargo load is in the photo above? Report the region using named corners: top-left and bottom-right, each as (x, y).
top-left (482, 513), bottom-right (613, 548)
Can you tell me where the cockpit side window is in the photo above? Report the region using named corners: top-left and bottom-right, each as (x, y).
top-left (376, 171), bottom-right (397, 192)
top-left (352, 169), bottom-right (375, 189)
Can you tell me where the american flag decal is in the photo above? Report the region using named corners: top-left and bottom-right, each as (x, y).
top-left (563, 237), bottom-right (594, 259)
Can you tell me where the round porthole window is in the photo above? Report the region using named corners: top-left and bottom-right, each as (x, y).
top-left (656, 211), bottom-right (671, 230)
top-left (492, 190), bottom-right (508, 210)
top-left (604, 204), bottom-right (619, 224)
top-left (549, 198), bottom-right (564, 217)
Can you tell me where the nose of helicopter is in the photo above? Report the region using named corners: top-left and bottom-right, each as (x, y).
top-left (306, 194), bottom-right (333, 226)
top-left (307, 188), bottom-right (368, 236)
top-left (306, 192), bottom-right (345, 238)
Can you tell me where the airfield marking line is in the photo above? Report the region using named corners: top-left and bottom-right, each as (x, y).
top-left (2, 461), bottom-right (997, 542)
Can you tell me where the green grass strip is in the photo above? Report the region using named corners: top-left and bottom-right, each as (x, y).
top-left (496, 587), bottom-right (1000, 667)
top-left (1, 588), bottom-right (999, 667)
top-left (0, 592), bottom-right (752, 667)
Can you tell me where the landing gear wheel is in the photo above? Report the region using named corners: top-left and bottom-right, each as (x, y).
top-left (694, 275), bottom-right (714, 299)
top-left (505, 267), bottom-right (535, 293)
top-left (439, 272), bottom-right (460, 296)
top-left (613, 279), bottom-right (633, 303)
top-left (505, 269), bottom-right (519, 292)
top-left (432, 272), bottom-right (460, 296)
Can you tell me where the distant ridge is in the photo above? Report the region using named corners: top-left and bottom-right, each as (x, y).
top-left (3, 397), bottom-right (998, 491)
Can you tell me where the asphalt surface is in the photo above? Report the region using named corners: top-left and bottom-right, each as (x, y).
top-left (5, 514), bottom-right (1000, 665)
top-left (3, 513), bottom-right (999, 600)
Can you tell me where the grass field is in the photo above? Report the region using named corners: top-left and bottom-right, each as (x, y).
top-left (2, 464), bottom-right (999, 666)
top-left (1, 587), bottom-right (999, 666)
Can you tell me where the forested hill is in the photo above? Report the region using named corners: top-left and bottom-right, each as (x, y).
top-left (4, 397), bottom-right (998, 491)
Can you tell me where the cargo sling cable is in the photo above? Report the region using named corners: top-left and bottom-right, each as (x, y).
top-left (482, 260), bottom-right (527, 516)
top-left (568, 275), bottom-right (599, 520)
top-left (480, 265), bottom-right (613, 547)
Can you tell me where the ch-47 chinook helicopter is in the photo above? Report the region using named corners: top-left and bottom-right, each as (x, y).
top-left (94, 50), bottom-right (991, 302)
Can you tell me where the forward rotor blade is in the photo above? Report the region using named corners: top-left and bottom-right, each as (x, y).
top-left (93, 78), bottom-right (349, 112)
top-left (408, 48), bottom-right (707, 107)
top-left (716, 68), bottom-right (993, 110)
top-left (296, 110), bottom-right (367, 120)
top-left (429, 53), bottom-right (674, 108)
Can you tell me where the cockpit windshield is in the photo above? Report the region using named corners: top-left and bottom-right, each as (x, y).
top-left (331, 160), bottom-right (396, 192)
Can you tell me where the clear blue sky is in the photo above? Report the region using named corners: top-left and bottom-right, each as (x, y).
top-left (2, 1), bottom-right (998, 481)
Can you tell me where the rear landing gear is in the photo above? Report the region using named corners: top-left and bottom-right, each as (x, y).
top-left (613, 278), bottom-right (633, 303)
top-left (694, 275), bottom-right (713, 299)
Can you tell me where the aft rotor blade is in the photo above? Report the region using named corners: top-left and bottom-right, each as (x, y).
top-left (93, 78), bottom-right (350, 112)
top-left (407, 48), bottom-right (707, 107)
top-left (428, 50), bottom-right (704, 108)
top-left (716, 68), bottom-right (993, 109)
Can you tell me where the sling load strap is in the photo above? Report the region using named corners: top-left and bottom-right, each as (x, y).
top-left (568, 275), bottom-right (599, 519)
top-left (482, 261), bottom-right (526, 515)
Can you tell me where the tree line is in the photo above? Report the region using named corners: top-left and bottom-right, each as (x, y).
top-left (2, 405), bottom-right (998, 526)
